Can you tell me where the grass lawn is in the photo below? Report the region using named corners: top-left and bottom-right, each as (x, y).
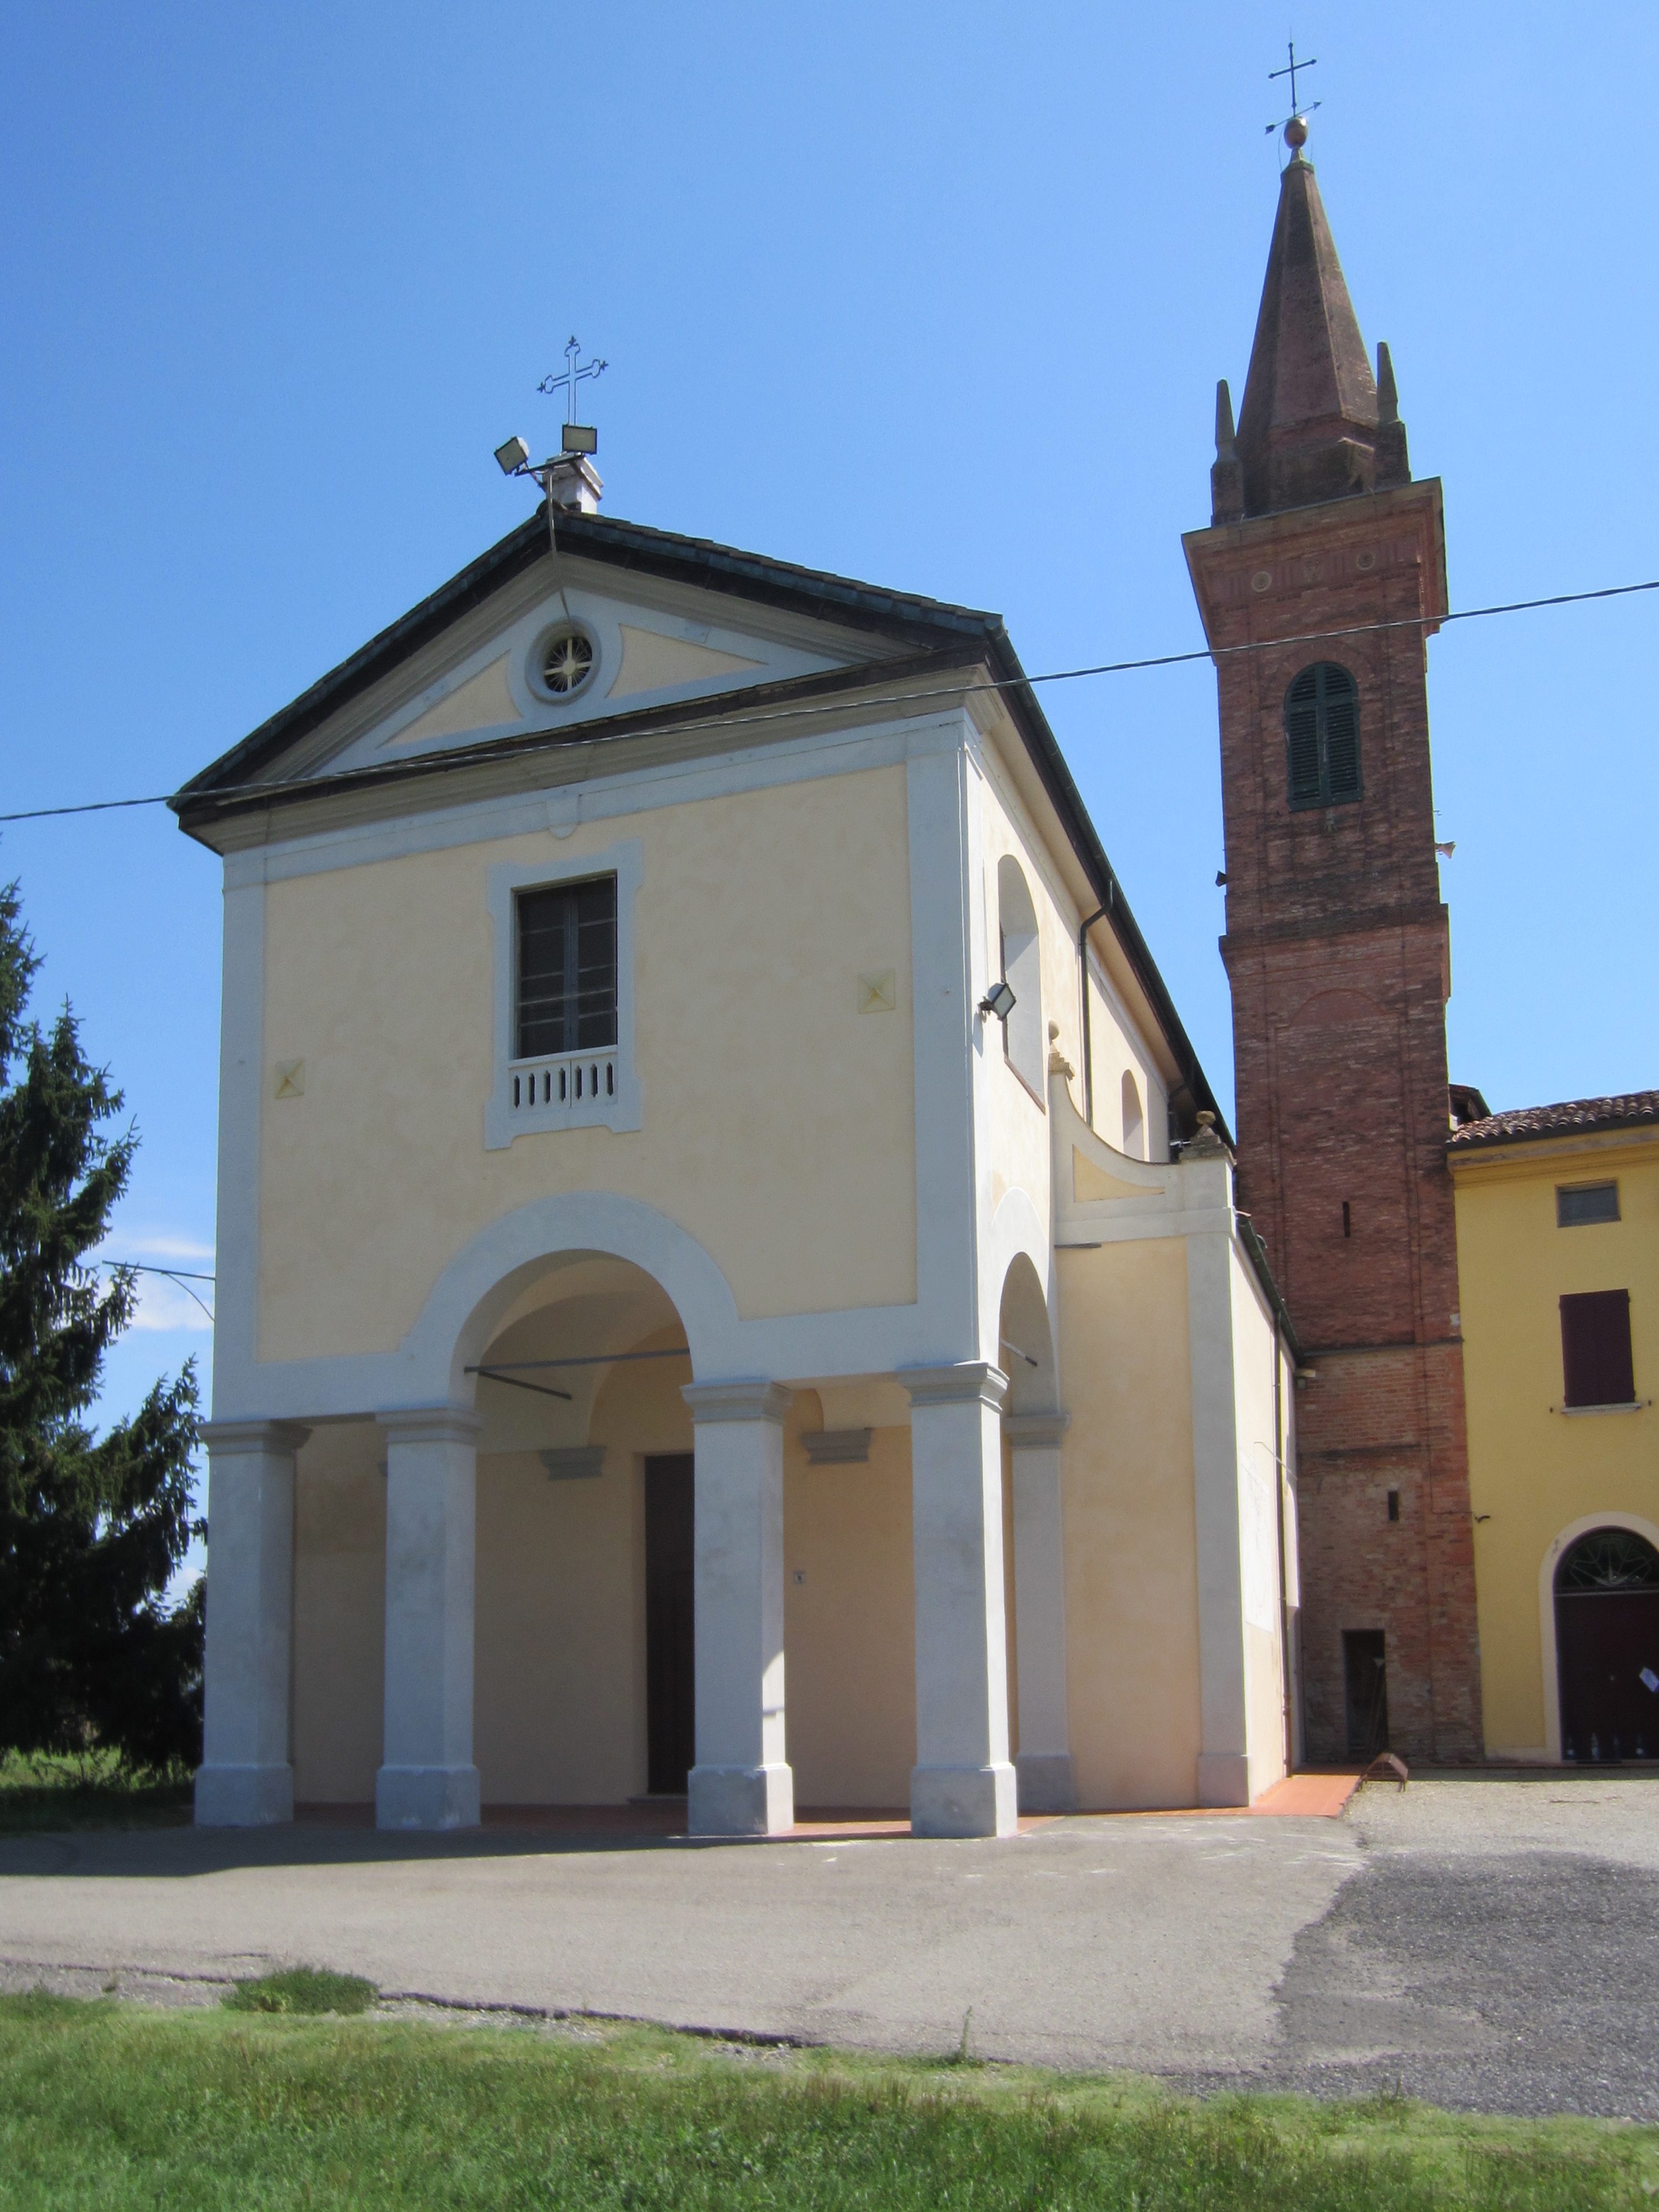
top-left (1, 1987), bottom-right (1654, 2209)
top-left (0, 1752), bottom-right (192, 1834)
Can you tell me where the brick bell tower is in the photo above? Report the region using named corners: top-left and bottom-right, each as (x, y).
top-left (1183, 119), bottom-right (1482, 1765)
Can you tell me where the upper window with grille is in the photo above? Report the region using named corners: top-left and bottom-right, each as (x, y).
top-left (516, 877), bottom-right (617, 1058)
top-left (1284, 662), bottom-right (1361, 811)
top-left (1558, 1182), bottom-right (1620, 1228)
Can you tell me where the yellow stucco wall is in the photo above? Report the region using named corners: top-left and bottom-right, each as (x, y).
top-left (784, 1399), bottom-right (917, 1808)
top-left (291, 1420), bottom-right (385, 1803)
top-left (1452, 1131), bottom-right (1659, 1755)
top-left (257, 765), bottom-right (917, 1362)
top-left (1057, 1235), bottom-right (1204, 1808)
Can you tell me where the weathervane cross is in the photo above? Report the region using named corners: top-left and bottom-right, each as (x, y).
top-left (1265, 37), bottom-right (1321, 141)
top-left (538, 335), bottom-right (608, 423)
top-left (1269, 38), bottom-right (1316, 113)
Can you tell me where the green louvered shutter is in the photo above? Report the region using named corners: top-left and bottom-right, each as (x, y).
top-left (1284, 662), bottom-right (1361, 810)
top-left (1322, 667), bottom-right (1361, 800)
top-left (1285, 666), bottom-right (1322, 806)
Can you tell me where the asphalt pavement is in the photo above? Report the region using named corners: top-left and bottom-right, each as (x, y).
top-left (3, 1776), bottom-right (1655, 2116)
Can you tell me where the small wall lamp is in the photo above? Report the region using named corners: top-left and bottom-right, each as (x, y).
top-left (979, 979), bottom-right (1016, 1022)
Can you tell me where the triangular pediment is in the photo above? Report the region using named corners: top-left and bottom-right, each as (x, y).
top-left (279, 554), bottom-right (905, 785)
top-left (179, 508), bottom-right (1003, 810)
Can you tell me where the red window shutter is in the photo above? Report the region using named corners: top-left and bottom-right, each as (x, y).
top-left (1560, 1289), bottom-right (1635, 1407)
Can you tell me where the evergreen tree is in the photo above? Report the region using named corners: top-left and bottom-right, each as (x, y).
top-left (0, 879), bottom-right (203, 1772)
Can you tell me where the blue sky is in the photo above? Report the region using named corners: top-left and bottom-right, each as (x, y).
top-left (3, 2), bottom-right (1656, 1444)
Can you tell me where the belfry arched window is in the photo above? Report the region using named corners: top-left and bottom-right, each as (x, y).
top-left (1285, 662), bottom-right (1361, 810)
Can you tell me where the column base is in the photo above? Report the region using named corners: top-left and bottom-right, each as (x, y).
top-left (375, 1764), bottom-right (481, 1831)
top-left (194, 1762), bottom-right (293, 1827)
top-left (688, 1762), bottom-right (794, 1837)
top-left (911, 1761), bottom-right (1018, 1838)
top-left (1015, 1750), bottom-right (1077, 1814)
top-left (1196, 1752), bottom-right (1250, 1808)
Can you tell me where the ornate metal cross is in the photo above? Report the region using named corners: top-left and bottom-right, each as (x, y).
top-left (1269, 38), bottom-right (1317, 114)
top-left (538, 336), bottom-right (608, 422)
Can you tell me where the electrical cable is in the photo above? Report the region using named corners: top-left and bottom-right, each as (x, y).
top-left (2, 574), bottom-right (1654, 828)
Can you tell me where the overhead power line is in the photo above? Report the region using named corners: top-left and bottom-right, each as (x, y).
top-left (2, 575), bottom-right (1655, 829)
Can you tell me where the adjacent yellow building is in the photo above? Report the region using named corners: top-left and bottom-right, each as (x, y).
top-left (1449, 1095), bottom-right (1659, 1762)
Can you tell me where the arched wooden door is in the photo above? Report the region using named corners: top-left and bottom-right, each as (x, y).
top-left (1556, 1528), bottom-right (1659, 1762)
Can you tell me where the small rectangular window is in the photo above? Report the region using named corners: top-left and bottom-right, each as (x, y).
top-left (516, 877), bottom-right (617, 1058)
top-left (1560, 1289), bottom-right (1636, 1408)
top-left (1557, 1182), bottom-right (1620, 1228)
top-left (1386, 1489), bottom-right (1400, 1523)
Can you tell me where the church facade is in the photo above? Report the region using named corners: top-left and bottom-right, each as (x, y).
top-left (179, 481), bottom-right (1299, 1834)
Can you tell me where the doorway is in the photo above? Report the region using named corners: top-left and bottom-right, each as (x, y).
top-left (644, 1454), bottom-right (695, 1793)
top-left (1556, 1528), bottom-right (1659, 1762)
top-left (1343, 1628), bottom-right (1389, 1757)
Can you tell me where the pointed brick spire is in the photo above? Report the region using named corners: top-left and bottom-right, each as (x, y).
top-left (1234, 149), bottom-right (1398, 517)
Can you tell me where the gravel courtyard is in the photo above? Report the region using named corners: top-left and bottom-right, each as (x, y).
top-left (3, 1775), bottom-right (1655, 2118)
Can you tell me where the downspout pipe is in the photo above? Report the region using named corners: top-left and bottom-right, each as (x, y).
top-left (1077, 898), bottom-right (1112, 1130)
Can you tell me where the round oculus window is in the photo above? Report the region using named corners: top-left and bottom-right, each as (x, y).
top-left (538, 626), bottom-right (595, 699)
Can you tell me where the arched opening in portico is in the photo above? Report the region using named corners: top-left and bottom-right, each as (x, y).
top-left (287, 1250), bottom-right (701, 1815)
top-left (468, 1253), bottom-right (693, 1808)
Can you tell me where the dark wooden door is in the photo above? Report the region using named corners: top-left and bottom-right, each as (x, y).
top-left (1557, 1590), bottom-right (1659, 1761)
top-left (644, 1454), bottom-right (695, 1794)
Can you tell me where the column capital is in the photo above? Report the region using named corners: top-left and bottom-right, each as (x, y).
top-left (1004, 1411), bottom-right (1071, 1448)
top-left (200, 1419), bottom-right (312, 1457)
top-left (378, 1406), bottom-right (486, 1447)
top-left (681, 1379), bottom-right (792, 1426)
top-left (903, 1361), bottom-right (1008, 1411)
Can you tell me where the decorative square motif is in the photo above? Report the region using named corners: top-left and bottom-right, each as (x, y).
top-left (273, 1060), bottom-right (305, 1099)
top-left (857, 969), bottom-right (896, 1015)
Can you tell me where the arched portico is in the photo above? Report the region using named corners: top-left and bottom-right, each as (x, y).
top-left (199, 1197), bottom-right (797, 1837)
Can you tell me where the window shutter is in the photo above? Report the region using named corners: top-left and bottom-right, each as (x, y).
top-left (1322, 670), bottom-right (1361, 801)
top-left (1285, 666), bottom-right (1322, 806)
top-left (1560, 1288), bottom-right (1635, 1407)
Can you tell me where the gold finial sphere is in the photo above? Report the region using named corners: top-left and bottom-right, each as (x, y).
top-left (1284, 114), bottom-right (1308, 151)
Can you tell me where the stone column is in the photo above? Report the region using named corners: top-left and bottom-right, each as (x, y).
top-left (1005, 1411), bottom-right (1077, 1812)
top-left (906, 1363), bottom-right (1018, 1837)
top-left (681, 1380), bottom-right (794, 1836)
top-left (195, 1419), bottom-right (310, 1827)
top-left (376, 1407), bottom-right (483, 1831)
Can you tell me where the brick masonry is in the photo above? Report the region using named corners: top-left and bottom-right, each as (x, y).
top-left (1185, 481), bottom-right (1484, 1764)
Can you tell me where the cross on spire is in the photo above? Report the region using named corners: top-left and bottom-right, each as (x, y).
top-left (538, 336), bottom-right (608, 424)
top-left (1265, 38), bottom-right (1321, 144)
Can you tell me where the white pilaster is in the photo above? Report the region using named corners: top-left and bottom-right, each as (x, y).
top-left (195, 1418), bottom-right (309, 1826)
top-left (681, 1380), bottom-right (794, 1836)
top-left (1182, 1136), bottom-right (1251, 1807)
top-left (1005, 1410), bottom-right (1077, 1812)
top-left (376, 1407), bottom-right (483, 1830)
top-left (906, 1362), bottom-right (1018, 1837)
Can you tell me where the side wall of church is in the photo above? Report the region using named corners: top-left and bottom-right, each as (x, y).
top-left (1057, 1235), bottom-right (1205, 1809)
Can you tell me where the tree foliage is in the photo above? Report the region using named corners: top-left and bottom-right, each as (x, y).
top-left (0, 880), bottom-right (202, 1772)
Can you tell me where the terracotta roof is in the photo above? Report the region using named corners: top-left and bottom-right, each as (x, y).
top-left (1447, 1092), bottom-right (1659, 1150)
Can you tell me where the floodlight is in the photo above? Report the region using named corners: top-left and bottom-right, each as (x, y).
top-left (979, 979), bottom-right (1016, 1022)
top-left (562, 422), bottom-right (598, 455)
top-left (494, 435), bottom-right (531, 474)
